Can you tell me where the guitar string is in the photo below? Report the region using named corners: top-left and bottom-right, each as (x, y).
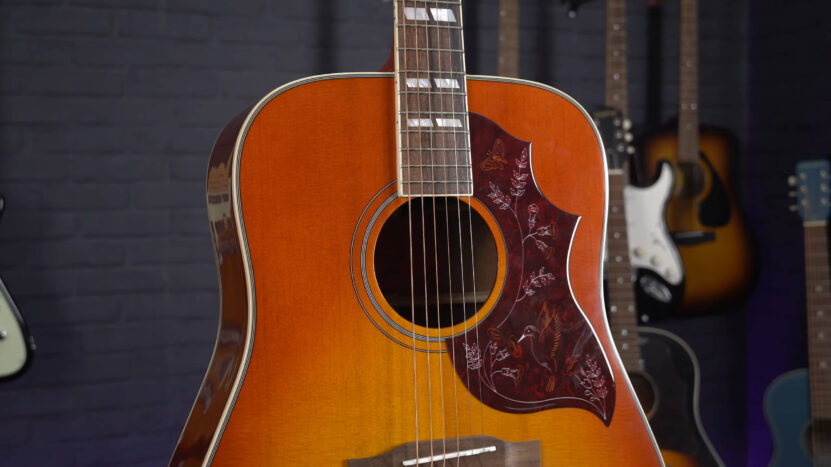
top-left (422, 3), bottom-right (448, 464)
top-left (399, 0), bottom-right (421, 462)
top-left (435, 0), bottom-right (462, 461)
top-left (455, 0), bottom-right (487, 449)
top-left (413, 5), bottom-right (437, 463)
top-left (414, 12), bottom-right (435, 466)
top-left (445, 0), bottom-right (478, 457)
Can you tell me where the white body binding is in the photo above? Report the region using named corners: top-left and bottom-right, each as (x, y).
top-left (623, 163), bottom-right (684, 286)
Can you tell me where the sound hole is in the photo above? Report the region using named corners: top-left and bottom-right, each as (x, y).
top-left (629, 372), bottom-right (657, 417)
top-left (374, 198), bottom-right (498, 329)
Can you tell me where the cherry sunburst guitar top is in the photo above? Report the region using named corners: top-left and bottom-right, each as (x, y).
top-left (170, 1), bottom-right (660, 465)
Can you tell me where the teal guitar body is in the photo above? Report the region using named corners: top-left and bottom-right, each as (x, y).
top-left (765, 369), bottom-right (811, 466)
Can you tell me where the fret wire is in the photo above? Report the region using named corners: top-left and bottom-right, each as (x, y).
top-left (401, 129), bottom-right (470, 134)
top-left (400, 111), bottom-right (468, 115)
top-left (396, 24), bottom-right (463, 30)
top-left (401, 180), bottom-right (473, 184)
top-left (398, 0), bottom-right (460, 5)
top-left (398, 47), bottom-right (463, 52)
top-left (398, 70), bottom-right (465, 74)
top-left (397, 90), bottom-right (466, 96)
top-left (402, 164), bottom-right (473, 167)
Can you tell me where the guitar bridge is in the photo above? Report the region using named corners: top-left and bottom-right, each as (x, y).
top-left (348, 435), bottom-right (541, 466)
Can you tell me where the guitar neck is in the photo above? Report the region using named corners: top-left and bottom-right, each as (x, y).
top-left (805, 223), bottom-right (831, 421)
top-left (497, 0), bottom-right (519, 78)
top-left (607, 172), bottom-right (642, 369)
top-left (394, 0), bottom-right (472, 197)
top-left (604, 0), bottom-right (627, 113)
top-left (677, 0), bottom-right (699, 164)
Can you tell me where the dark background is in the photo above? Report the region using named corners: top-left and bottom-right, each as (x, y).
top-left (0, 0), bottom-right (828, 465)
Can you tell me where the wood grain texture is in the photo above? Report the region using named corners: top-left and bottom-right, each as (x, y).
top-left (171, 74), bottom-right (661, 466)
top-left (641, 126), bottom-right (756, 315)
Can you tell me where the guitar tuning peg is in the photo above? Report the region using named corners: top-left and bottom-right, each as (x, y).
top-left (788, 175), bottom-right (797, 186)
top-left (790, 204), bottom-right (799, 212)
top-left (623, 119), bottom-right (632, 130)
top-left (624, 132), bottom-right (633, 142)
top-left (627, 146), bottom-right (635, 154)
top-left (789, 190), bottom-right (797, 198)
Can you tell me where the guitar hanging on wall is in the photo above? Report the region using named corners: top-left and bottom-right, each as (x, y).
top-left (639, 0), bottom-right (757, 316)
top-left (170, 0), bottom-right (661, 465)
top-left (765, 160), bottom-right (831, 466)
top-left (593, 1), bottom-right (722, 466)
top-left (591, 0), bottom-right (684, 321)
top-left (0, 195), bottom-right (35, 381)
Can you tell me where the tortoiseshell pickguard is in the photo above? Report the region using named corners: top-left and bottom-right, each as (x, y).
top-left (449, 113), bottom-right (615, 424)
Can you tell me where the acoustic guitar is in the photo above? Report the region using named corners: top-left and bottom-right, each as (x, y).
top-left (765, 160), bottom-right (831, 466)
top-left (0, 195), bottom-right (35, 381)
top-left (170, 1), bottom-right (660, 465)
top-left (593, 2), bottom-right (721, 466)
top-left (639, 0), bottom-right (756, 316)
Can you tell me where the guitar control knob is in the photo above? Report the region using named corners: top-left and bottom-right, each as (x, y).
top-left (633, 247), bottom-right (645, 258)
top-left (0, 329), bottom-right (6, 339)
top-left (650, 256), bottom-right (661, 267)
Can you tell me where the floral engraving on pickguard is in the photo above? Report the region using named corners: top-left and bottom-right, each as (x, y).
top-left (579, 356), bottom-right (609, 415)
top-left (449, 117), bottom-right (614, 424)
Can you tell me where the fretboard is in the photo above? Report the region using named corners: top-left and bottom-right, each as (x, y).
top-left (607, 172), bottom-right (642, 369)
top-left (394, 0), bottom-right (472, 197)
top-left (604, 0), bottom-right (628, 113)
top-left (677, 0), bottom-right (699, 164)
top-left (497, 0), bottom-right (519, 78)
top-left (805, 223), bottom-right (831, 421)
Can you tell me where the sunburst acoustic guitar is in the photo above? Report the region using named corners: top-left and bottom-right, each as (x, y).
top-left (639, 0), bottom-right (756, 316)
top-left (592, 1), bottom-right (722, 466)
top-left (765, 160), bottom-right (831, 466)
top-left (170, 1), bottom-right (661, 465)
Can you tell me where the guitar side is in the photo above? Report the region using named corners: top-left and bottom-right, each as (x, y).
top-left (764, 369), bottom-right (811, 467)
top-left (641, 126), bottom-right (757, 315)
top-left (171, 74), bottom-right (661, 465)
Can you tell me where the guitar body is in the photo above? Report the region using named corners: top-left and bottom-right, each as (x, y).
top-left (0, 277), bottom-right (33, 380)
top-left (624, 162), bottom-right (685, 321)
top-left (170, 74), bottom-right (660, 465)
top-left (641, 126), bottom-right (756, 315)
top-left (633, 328), bottom-right (723, 467)
top-left (764, 369), bottom-right (811, 467)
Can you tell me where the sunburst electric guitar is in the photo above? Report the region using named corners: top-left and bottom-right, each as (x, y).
top-left (765, 160), bottom-right (831, 466)
top-left (592, 1), bottom-right (721, 466)
top-left (640, 0), bottom-right (756, 316)
top-left (170, 1), bottom-right (661, 465)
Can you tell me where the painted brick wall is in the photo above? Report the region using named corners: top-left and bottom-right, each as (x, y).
top-left (744, 0), bottom-right (831, 465)
top-left (0, 0), bottom-right (750, 465)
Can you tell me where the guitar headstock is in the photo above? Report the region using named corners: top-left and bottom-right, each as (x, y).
top-left (592, 107), bottom-right (633, 170)
top-left (792, 160), bottom-right (831, 223)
